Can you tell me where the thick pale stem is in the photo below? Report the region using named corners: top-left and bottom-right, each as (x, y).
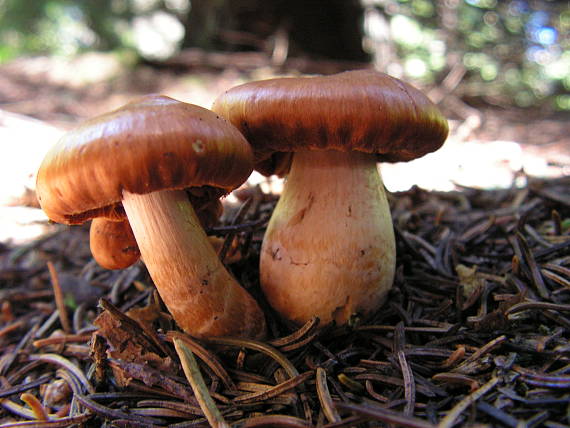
top-left (122, 189), bottom-right (265, 339)
top-left (260, 150), bottom-right (395, 326)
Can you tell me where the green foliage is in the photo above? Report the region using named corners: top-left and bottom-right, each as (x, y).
top-left (2, 1), bottom-right (88, 60)
top-left (0, 0), bottom-right (567, 109)
top-left (377, 0), bottom-right (569, 109)
top-left (0, 0), bottom-right (149, 61)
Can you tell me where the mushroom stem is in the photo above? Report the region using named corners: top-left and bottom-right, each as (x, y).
top-left (260, 150), bottom-right (396, 326)
top-left (122, 189), bottom-right (266, 339)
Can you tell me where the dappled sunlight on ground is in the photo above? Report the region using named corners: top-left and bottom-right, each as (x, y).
top-left (382, 137), bottom-right (568, 192)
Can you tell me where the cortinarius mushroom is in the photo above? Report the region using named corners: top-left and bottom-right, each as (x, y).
top-left (37, 95), bottom-right (266, 339)
top-left (213, 70), bottom-right (448, 326)
top-left (89, 192), bottom-right (223, 270)
top-left (89, 218), bottom-right (140, 270)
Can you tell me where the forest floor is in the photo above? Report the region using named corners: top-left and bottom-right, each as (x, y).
top-left (0, 53), bottom-right (569, 426)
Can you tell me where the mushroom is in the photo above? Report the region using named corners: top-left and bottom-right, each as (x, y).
top-left (89, 192), bottom-right (223, 270)
top-left (213, 69), bottom-right (448, 326)
top-left (89, 218), bottom-right (140, 270)
top-left (36, 95), bottom-right (266, 339)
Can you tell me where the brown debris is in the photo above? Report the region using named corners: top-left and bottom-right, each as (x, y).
top-left (93, 299), bottom-right (175, 374)
top-left (0, 175), bottom-right (569, 425)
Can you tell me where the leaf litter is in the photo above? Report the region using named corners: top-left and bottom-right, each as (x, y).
top-left (0, 175), bottom-right (569, 426)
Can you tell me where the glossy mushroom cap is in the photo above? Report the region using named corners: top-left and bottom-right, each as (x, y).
top-left (37, 95), bottom-right (254, 224)
top-left (212, 69), bottom-right (448, 175)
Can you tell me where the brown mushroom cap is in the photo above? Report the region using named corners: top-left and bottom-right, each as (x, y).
top-left (37, 95), bottom-right (254, 224)
top-left (90, 218), bottom-right (141, 270)
top-left (212, 69), bottom-right (448, 175)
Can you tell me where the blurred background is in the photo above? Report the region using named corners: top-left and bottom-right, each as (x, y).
top-left (0, 0), bottom-right (569, 243)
